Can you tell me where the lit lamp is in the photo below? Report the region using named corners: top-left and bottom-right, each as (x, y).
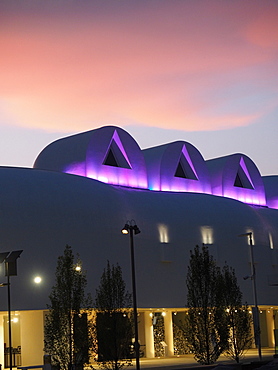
top-left (121, 221), bottom-right (141, 370)
top-left (238, 232), bottom-right (262, 361)
top-left (0, 250), bottom-right (23, 370)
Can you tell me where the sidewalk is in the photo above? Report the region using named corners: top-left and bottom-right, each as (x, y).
top-left (121, 348), bottom-right (277, 370)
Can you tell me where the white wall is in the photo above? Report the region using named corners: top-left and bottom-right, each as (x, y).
top-left (20, 310), bottom-right (45, 366)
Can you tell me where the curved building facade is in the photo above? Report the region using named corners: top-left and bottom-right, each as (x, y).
top-left (0, 126), bottom-right (278, 365)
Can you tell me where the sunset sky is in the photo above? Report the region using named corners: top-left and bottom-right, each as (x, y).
top-left (0, 0), bottom-right (277, 174)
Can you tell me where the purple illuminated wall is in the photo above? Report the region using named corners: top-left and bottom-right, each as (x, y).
top-left (206, 154), bottom-right (266, 206)
top-left (34, 125), bottom-right (276, 208)
top-left (143, 141), bottom-right (211, 194)
top-left (34, 126), bottom-right (148, 189)
top-left (262, 176), bottom-right (278, 209)
top-left (83, 127), bottom-right (148, 188)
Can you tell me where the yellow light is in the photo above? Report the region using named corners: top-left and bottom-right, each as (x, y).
top-left (122, 229), bottom-right (129, 234)
top-left (34, 276), bottom-right (42, 284)
top-left (75, 265), bottom-right (81, 272)
top-left (158, 224), bottom-right (169, 243)
top-left (162, 312), bottom-right (166, 317)
top-left (12, 317), bottom-right (19, 323)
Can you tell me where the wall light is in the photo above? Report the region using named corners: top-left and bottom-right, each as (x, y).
top-left (34, 276), bottom-right (42, 284)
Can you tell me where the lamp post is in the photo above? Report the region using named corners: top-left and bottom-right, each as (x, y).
top-left (0, 250), bottom-right (23, 370)
top-left (121, 221), bottom-right (141, 370)
top-left (239, 232), bottom-right (262, 361)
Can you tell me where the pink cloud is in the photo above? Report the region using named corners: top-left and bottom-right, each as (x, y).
top-left (0, 0), bottom-right (277, 132)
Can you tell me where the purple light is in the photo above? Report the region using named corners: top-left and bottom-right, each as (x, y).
top-left (64, 162), bottom-right (86, 176)
top-left (239, 157), bottom-right (254, 188)
top-left (110, 130), bottom-right (132, 168)
top-left (58, 127), bottom-right (273, 208)
top-left (182, 145), bottom-right (198, 179)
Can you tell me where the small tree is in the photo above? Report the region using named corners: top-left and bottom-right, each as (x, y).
top-left (94, 261), bottom-right (133, 370)
top-left (153, 314), bottom-right (165, 357)
top-left (44, 245), bottom-right (91, 370)
top-left (222, 264), bottom-right (253, 363)
top-left (184, 245), bottom-right (229, 364)
top-left (173, 322), bottom-right (189, 355)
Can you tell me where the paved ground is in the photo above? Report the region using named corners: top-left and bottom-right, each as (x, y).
top-left (131, 348), bottom-right (276, 369)
top-left (91, 348), bottom-right (278, 370)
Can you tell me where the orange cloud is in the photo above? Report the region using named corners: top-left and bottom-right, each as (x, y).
top-left (0, 0), bottom-right (277, 133)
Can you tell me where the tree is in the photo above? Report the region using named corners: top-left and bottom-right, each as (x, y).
top-left (184, 245), bottom-right (229, 364)
top-left (173, 322), bottom-right (189, 355)
top-left (94, 261), bottom-right (133, 370)
top-left (44, 245), bottom-right (91, 370)
top-left (153, 314), bottom-right (165, 357)
top-left (221, 264), bottom-right (253, 363)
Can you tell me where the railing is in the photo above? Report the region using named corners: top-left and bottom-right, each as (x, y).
top-left (4, 346), bottom-right (21, 368)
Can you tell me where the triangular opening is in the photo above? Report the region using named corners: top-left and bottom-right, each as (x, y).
top-left (234, 158), bottom-right (254, 189)
top-left (175, 162), bottom-right (186, 178)
top-left (174, 152), bottom-right (198, 180)
top-left (104, 148), bottom-right (118, 167)
top-left (103, 139), bottom-right (131, 169)
top-left (234, 173), bottom-right (244, 188)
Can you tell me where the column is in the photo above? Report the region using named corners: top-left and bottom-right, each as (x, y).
top-left (163, 310), bottom-right (174, 356)
top-left (266, 308), bottom-right (275, 348)
top-left (144, 311), bottom-right (154, 358)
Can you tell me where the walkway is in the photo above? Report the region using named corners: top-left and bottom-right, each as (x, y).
top-left (92, 348), bottom-right (277, 370)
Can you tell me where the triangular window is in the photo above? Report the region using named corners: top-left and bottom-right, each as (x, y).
top-left (234, 173), bottom-right (243, 188)
top-left (174, 150), bottom-right (198, 180)
top-left (104, 148), bottom-right (118, 167)
top-left (234, 158), bottom-right (254, 189)
top-left (175, 162), bottom-right (187, 178)
top-left (103, 138), bottom-right (131, 169)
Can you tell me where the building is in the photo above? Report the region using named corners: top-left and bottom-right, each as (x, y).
top-left (0, 125), bottom-right (278, 365)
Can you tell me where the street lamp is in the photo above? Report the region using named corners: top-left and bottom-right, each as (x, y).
top-left (0, 250), bottom-right (23, 370)
top-left (121, 221), bottom-right (141, 370)
top-left (238, 232), bottom-right (262, 361)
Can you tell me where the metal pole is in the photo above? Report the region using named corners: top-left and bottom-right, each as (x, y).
top-left (7, 267), bottom-right (12, 370)
top-left (129, 228), bottom-right (140, 370)
top-left (248, 233), bottom-right (262, 362)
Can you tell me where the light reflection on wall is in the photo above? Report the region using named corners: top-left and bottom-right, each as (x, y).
top-left (269, 233), bottom-right (274, 249)
top-left (158, 224), bottom-right (169, 243)
top-left (244, 229), bottom-right (255, 245)
top-left (201, 226), bottom-right (214, 245)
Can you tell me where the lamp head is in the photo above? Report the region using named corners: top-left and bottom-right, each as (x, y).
top-left (133, 225), bottom-right (141, 235)
top-left (121, 224), bottom-right (130, 234)
top-left (238, 232), bottom-right (252, 237)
